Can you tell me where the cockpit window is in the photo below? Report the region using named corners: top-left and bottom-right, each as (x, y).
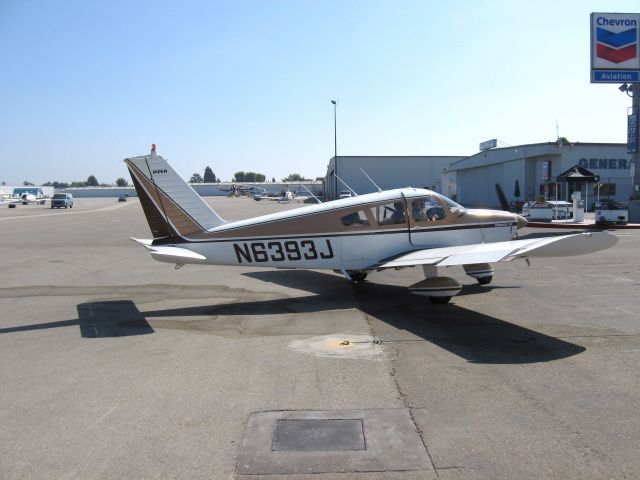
top-left (372, 201), bottom-right (406, 225)
top-left (410, 195), bottom-right (448, 225)
top-left (340, 210), bottom-right (369, 226)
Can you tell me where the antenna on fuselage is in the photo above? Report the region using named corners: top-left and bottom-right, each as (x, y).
top-left (335, 173), bottom-right (358, 196)
top-left (299, 183), bottom-right (323, 203)
top-left (360, 168), bottom-right (382, 192)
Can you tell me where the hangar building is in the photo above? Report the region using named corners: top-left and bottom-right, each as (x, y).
top-left (449, 141), bottom-right (632, 209)
top-left (325, 155), bottom-right (464, 200)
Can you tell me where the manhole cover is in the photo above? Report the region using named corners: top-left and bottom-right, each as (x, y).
top-left (272, 418), bottom-right (365, 451)
top-left (236, 409), bottom-right (432, 475)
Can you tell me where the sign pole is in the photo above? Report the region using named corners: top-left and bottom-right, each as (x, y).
top-left (590, 12), bottom-right (640, 222)
top-left (629, 83), bottom-right (640, 223)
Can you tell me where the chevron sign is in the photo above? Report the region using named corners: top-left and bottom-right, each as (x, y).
top-left (591, 12), bottom-right (640, 83)
top-left (597, 27), bottom-right (636, 63)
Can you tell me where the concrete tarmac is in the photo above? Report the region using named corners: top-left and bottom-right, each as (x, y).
top-left (1, 197), bottom-right (639, 479)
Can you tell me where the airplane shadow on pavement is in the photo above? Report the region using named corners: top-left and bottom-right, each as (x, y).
top-left (242, 270), bottom-right (586, 365)
top-left (0, 271), bottom-right (584, 363)
top-left (0, 300), bottom-right (154, 338)
top-left (138, 270), bottom-right (584, 365)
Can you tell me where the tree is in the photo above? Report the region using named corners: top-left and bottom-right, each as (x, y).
top-left (115, 177), bottom-right (129, 187)
top-left (86, 175), bottom-right (99, 187)
top-left (514, 179), bottom-right (521, 199)
top-left (190, 173), bottom-right (203, 183)
top-left (23, 180), bottom-right (35, 186)
top-left (203, 166), bottom-right (216, 183)
top-left (233, 171), bottom-right (246, 182)
top-left (283, 173), bottom-right (304, 182)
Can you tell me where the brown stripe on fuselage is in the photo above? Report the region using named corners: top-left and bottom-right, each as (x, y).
top-left (180, 200), bottom-right (514, 243)
top-left (127, 161), bottom-right (206, 238)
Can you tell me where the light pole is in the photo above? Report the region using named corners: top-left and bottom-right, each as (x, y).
top-left (331, 99), bottom-right (337, 199)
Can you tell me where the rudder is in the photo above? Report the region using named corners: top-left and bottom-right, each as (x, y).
top-left (125, 145), bottom-right (226, 240)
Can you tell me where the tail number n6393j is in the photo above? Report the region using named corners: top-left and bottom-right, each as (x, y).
top-left (234, 239), bottom-right (334, 263)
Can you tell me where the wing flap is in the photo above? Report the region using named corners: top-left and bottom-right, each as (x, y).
top-left (375, 232), bottom-right (617, 269)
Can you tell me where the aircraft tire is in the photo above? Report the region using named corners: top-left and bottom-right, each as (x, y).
top-left (348, 271), bottom-right (368, 282)
top-left (477, 276), bottom-right (492, 285)
top-left (429, 296), bottom-right (451, 304)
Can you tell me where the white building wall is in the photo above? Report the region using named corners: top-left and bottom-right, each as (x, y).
top-left (453, 143), bottom-right (631, 208)
top-left (457, 159), bottom-right (524, 208)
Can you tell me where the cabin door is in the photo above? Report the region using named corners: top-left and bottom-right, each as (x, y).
top-left (405, 194), bottom-right (457, 247)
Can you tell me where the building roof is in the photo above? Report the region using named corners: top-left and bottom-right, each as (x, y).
top-left (448, 141), bottom-right (626, 172)
top-left (555, 165), bottom-right (599, 183)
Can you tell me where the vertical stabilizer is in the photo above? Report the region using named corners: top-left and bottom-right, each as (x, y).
top-left (125, 146), bottom-right (226, 239)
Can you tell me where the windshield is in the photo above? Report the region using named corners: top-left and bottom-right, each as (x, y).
top-left (433, 193), bottom-right (465, 213)
top-left (53, 194), bottom-right (66, 199)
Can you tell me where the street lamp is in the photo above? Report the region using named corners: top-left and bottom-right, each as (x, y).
top-left (331, 100), bottom-right (337, 199)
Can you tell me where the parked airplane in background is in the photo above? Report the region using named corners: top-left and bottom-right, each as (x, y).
top-left (125, 146), bottom-right (617, 303)
top-left (218, 184), bottom-right (257, 197)
top-left (1, 188), bottom-right (48, 206)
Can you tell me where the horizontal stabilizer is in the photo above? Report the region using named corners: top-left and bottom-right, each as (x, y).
top-left (375, 232), bottom-right (618, 269)
top-left (130, 237), bottom-right (206, 264)
top-left (149, 246), bottom-right (206, 264)
top-left (130, 237), bottom-right (153, 246)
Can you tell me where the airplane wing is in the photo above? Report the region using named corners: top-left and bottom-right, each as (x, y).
top-left (373, 232), bottom-right (618, 269)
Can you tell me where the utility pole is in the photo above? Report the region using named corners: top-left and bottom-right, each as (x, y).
top-left (331, 100), bottom-right (337, 200)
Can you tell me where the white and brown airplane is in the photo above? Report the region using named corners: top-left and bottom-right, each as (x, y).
top-left (125, 146), bottom-right (617, 304)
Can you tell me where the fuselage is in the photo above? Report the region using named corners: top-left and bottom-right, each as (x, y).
top-left (156, 188), bottom-right (523, 271)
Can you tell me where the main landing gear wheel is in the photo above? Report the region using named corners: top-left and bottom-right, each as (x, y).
top-left (429, 296), bottom-right (452, 304)
top-left (347, 271), bottom-right (368, 282)
top-left (463, 263), bottom-right (494, 286)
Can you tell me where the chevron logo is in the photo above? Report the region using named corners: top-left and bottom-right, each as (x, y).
top-left (596, 27), bottom-right (637, 64)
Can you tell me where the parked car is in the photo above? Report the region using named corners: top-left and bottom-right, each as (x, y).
top-left (51, 193), bottom-right (74, 209)
top-left (118, 194), bottom-right (128, 202)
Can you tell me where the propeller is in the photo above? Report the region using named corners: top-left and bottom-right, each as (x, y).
top-left (495, 183), bottom-right (510, 211)
top-left (496, 182), bottom-right (526, 244)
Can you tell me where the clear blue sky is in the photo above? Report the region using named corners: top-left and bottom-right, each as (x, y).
top-left (0, 0), bottom-right (637, 185)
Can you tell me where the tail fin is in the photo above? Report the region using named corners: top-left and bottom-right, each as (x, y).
top-left (125, 145), bottom-right (226, 240)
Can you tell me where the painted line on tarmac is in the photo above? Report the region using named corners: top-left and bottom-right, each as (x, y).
top-left (0, 199), bottom-right (137, 221)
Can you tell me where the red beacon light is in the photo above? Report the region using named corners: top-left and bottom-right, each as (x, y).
top-left (151, 143), bottom-right (156, 151)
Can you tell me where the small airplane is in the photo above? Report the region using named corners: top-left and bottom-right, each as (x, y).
top-left (124, 146), bottom-right (617, 304)
top-left (1, 188), bottom-right (48, 206)
top-left (218, 184), bottom-right (257, 197)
